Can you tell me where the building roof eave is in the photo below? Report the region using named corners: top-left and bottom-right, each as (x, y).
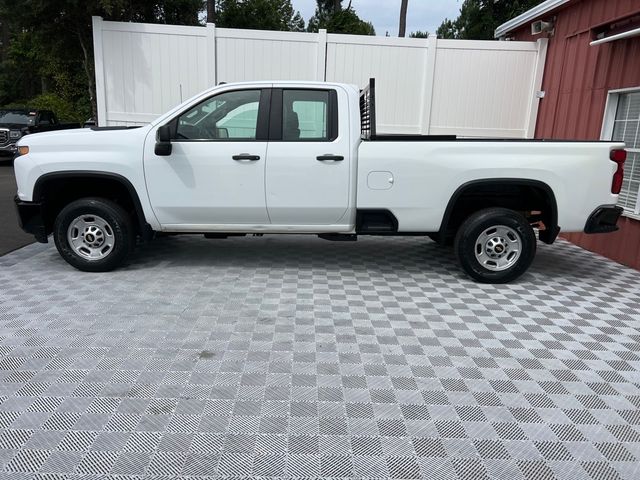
top-left (495, 0), bottom-right (572, 38)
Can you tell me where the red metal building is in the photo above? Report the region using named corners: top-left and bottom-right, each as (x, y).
top-left (496, 0), bottom-right (640, 269)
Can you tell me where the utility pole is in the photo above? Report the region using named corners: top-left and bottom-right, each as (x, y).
top-left (207, 0), bottom-right (216, 23)
top-left (399, 0), bottom-right (408, 37)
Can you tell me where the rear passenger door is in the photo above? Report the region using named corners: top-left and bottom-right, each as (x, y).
top-left (265, 87), bottom-right (351, 225)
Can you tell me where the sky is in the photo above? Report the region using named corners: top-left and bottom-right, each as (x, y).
top-left (291, 0), bottom-right (463, 37)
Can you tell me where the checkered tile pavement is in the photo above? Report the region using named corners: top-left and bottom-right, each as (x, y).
top-left (0, 235), bottom-right (639, 480)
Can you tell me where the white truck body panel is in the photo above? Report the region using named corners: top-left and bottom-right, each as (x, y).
top-left (14, 126), bottom-right (161, 230)
top-left (357, 140), bottom-right (620, 232)
top-left (263, 84), bottom-right (353, 227)
top-left (144, 136), bottom-right (270, 226)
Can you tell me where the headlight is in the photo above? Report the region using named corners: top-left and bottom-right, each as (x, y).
top-left (9, 130), bottom-right (21, 139)
top-left (17, 146), bottom-right (29, 156)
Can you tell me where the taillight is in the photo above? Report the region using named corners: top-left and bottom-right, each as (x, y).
top-left (610, 149), bottom-right (626, 194)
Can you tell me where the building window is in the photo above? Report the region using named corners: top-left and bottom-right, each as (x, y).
top-left (604, 89), bottom-right (640, 217)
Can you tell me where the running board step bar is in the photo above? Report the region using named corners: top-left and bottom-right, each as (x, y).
top-left (318, 234), bottom-right (357, 241)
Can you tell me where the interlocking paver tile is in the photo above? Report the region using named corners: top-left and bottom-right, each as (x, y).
top-left (0, 235), bottom-right (639, 479)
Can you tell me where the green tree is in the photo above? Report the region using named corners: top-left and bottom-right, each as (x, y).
top-left (0, 0), bottom-right (204, 122)
top-left (436, 0), bottom-right (546, 40)
top-left (435, 19), bottom-right (457, 39)
top-left (0, 30), bottom-right (43, 108)
top-left (215, 0), bottom-right (306, 32)
top-left (409, 30), bottom-right (429, 38)
top-left (315, 0), bottom-right (342, 18)
top-left (289, 12), bottom-right (306, 32)
top-left (307, 0), bottom-right (375, 35)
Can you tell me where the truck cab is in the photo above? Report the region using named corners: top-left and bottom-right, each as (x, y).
top-left (147, 83), bottom-right (357, 231)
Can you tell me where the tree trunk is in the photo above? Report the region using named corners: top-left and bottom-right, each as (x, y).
top-left (77, 30), bottom-right (97, 123)
top-left (333, 0), bottom-right (341, 12)
top-left (207, 0), bottom-right (216, 23)
top-left (399, 0), bottom-right (408, 37)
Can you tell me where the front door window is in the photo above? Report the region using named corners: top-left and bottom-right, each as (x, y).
top-left (176, 90), bottom-right (261, 141)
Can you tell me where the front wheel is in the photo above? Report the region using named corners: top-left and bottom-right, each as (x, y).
top-left (53, 197), bottom-right (134, 272)
top-left (454, 208), bottom-right (536, 283)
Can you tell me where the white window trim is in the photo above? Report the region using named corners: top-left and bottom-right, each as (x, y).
top-left (601, 87), bottom-right (640, 220)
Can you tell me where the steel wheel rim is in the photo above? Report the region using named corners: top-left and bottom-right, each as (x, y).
top-left (67, 214), bottom-right (115, 261)
top-left (474, 225), bottom-right (522, 272)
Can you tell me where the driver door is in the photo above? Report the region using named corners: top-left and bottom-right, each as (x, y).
top-left (144, 88), bottom-right (271, 228)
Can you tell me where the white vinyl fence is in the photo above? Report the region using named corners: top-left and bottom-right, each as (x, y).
top-left (92, 17), bottom-right (547, 137)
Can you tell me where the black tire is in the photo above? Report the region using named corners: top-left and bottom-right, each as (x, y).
top-left (53, 197), bottom-right (135, 272)
top-left (454, 208), bottom-right (536, 283)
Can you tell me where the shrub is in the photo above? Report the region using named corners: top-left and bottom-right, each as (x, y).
top-left (3, 93), bottom-right (89, 124)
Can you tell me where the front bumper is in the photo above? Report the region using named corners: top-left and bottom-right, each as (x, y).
top-left (584, 205), bottom-right (623, 234)
top-left (0, 142), bottom-right (17, 157)
top-left (14, 196), bottom-right (48, 243)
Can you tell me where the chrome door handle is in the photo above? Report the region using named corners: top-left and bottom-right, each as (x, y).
top-left (232, 154), bottom-right (260, 161)
top-left (316, 154), bottom-right (344, 161)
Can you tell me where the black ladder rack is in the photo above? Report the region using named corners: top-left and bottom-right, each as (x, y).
top-left (359, 78), bottom-right (377, 140)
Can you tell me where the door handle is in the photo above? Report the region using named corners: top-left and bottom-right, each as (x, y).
top-left (317, 154), bottom-right (344, 161)
top-left (232, 154), bottom-right (260, 161)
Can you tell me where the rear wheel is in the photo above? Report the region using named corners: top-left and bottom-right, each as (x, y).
top-left (454, 208), bottom-right (536, 283)
top-left (53, 197), bottom-right (134, 272)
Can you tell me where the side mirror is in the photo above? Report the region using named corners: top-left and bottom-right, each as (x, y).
top-left (155, 124), bottom-right (172, 156)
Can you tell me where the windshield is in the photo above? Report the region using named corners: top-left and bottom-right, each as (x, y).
top-left (0, 110), bottom-right (36, 125)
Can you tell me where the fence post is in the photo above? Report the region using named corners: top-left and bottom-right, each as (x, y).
top-left (525, 38), bottom-right (548, 138)
top-left (206, 23), bottom-right (217, 87)
top-left (317, 29), bottom-right (327, 81)
top-left (420, 34), bottom-right (438, 135)
top-left (92, 16), bottom-right (108, 126)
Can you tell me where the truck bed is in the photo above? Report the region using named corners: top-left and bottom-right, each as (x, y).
top-left (364, 136), bottom-right (612, 142)
top-left (366, 134), bottom-right (457, 141)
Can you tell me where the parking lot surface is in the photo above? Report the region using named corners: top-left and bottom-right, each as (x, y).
top-left (0, 235), bottom-right (639, 479)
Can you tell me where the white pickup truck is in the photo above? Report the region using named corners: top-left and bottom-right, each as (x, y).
top-left (14, 79), bottom-right (626, 283)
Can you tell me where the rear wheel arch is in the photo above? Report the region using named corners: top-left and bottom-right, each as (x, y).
top-left (33, 171), bottom-right (151, 239)
top-left (437, 178), bottom-right (559, 245)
